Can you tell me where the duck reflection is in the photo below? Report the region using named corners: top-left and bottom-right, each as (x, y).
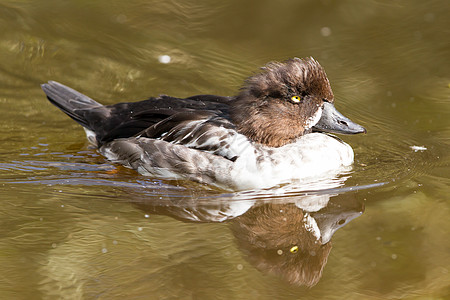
top-left (230, 194), bottom-right (363, 287)
top-left (132, 187), bottom-right (364, 287)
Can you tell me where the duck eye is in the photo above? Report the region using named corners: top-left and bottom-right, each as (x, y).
top-left (291, 96), bottom-right (301, 103)
top-left (290, 245), bottom-right (299, 253)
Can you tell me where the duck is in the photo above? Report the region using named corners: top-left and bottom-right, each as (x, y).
top-left (41, 57), bottom-right (366, 190)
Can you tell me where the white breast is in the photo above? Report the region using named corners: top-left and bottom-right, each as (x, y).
top-left (228, 133), bottom-right (354, 190)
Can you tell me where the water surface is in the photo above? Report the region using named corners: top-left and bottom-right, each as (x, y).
top-left (1, 0), bottom-right (449, 299)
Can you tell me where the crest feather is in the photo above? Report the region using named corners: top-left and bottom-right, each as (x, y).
top-left (241, 57), bottom-right (334, 101)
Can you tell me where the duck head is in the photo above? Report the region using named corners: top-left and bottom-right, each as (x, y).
top-left (231, 57), bottom-right (366, 147)
top-left (231, 202), bottom-right (332, 287)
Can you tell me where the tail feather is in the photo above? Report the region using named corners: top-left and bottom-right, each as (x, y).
top-left (41, 81), bottom-right (104, 129)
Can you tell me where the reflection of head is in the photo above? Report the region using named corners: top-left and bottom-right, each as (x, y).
top-left (231, 203), bottom-right (332, 287)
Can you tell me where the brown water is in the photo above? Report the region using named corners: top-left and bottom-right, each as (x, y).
top-left (1, 0), bottom-right (449, 299)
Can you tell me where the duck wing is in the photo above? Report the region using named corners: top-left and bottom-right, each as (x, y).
top-left (42, 81), bottom-right (235, 146)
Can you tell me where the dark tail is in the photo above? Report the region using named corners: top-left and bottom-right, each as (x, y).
top-left (41, 81), bottom-right (107, 130)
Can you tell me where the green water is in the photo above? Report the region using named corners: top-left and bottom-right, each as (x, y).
top-left (1, 0), bottom-right (449, 299)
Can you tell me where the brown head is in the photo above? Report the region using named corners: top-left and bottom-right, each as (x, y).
top-left (231, 57), bottom-right (365, 147)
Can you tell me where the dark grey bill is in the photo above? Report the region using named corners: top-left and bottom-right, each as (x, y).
top-left (311, 198), bottom-right (365, 244)
top-left (313, 102), bottom-right (366, 134)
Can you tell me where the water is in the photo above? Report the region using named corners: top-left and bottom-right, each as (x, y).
top-left (1, 0), bottom-right (449, 298)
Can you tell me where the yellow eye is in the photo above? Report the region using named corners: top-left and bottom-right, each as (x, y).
top-left (290, 245), bottom-right (299, 253)
top-left (291, 96), bottom-right (301, 103)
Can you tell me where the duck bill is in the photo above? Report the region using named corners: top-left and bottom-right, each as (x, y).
top-left (313, 102), bottom-right (366, 134)
top-left (312, 205), bottom-right (364, 244)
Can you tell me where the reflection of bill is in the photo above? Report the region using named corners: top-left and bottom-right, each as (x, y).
top-left (131, 181), bottom-right (379, 287)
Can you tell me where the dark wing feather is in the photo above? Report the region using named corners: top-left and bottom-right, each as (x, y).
top-left (138, 110), bottom-right (222, 138)
top-left (95, 95), bottom-right (234, 144)
top-left (42, 81), bottom-right (237, 153)
top-left (132, 109), bottom-right (239, 161)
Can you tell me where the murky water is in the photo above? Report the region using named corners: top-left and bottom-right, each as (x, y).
top-left (1, 0), bottom-right (449, 299)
